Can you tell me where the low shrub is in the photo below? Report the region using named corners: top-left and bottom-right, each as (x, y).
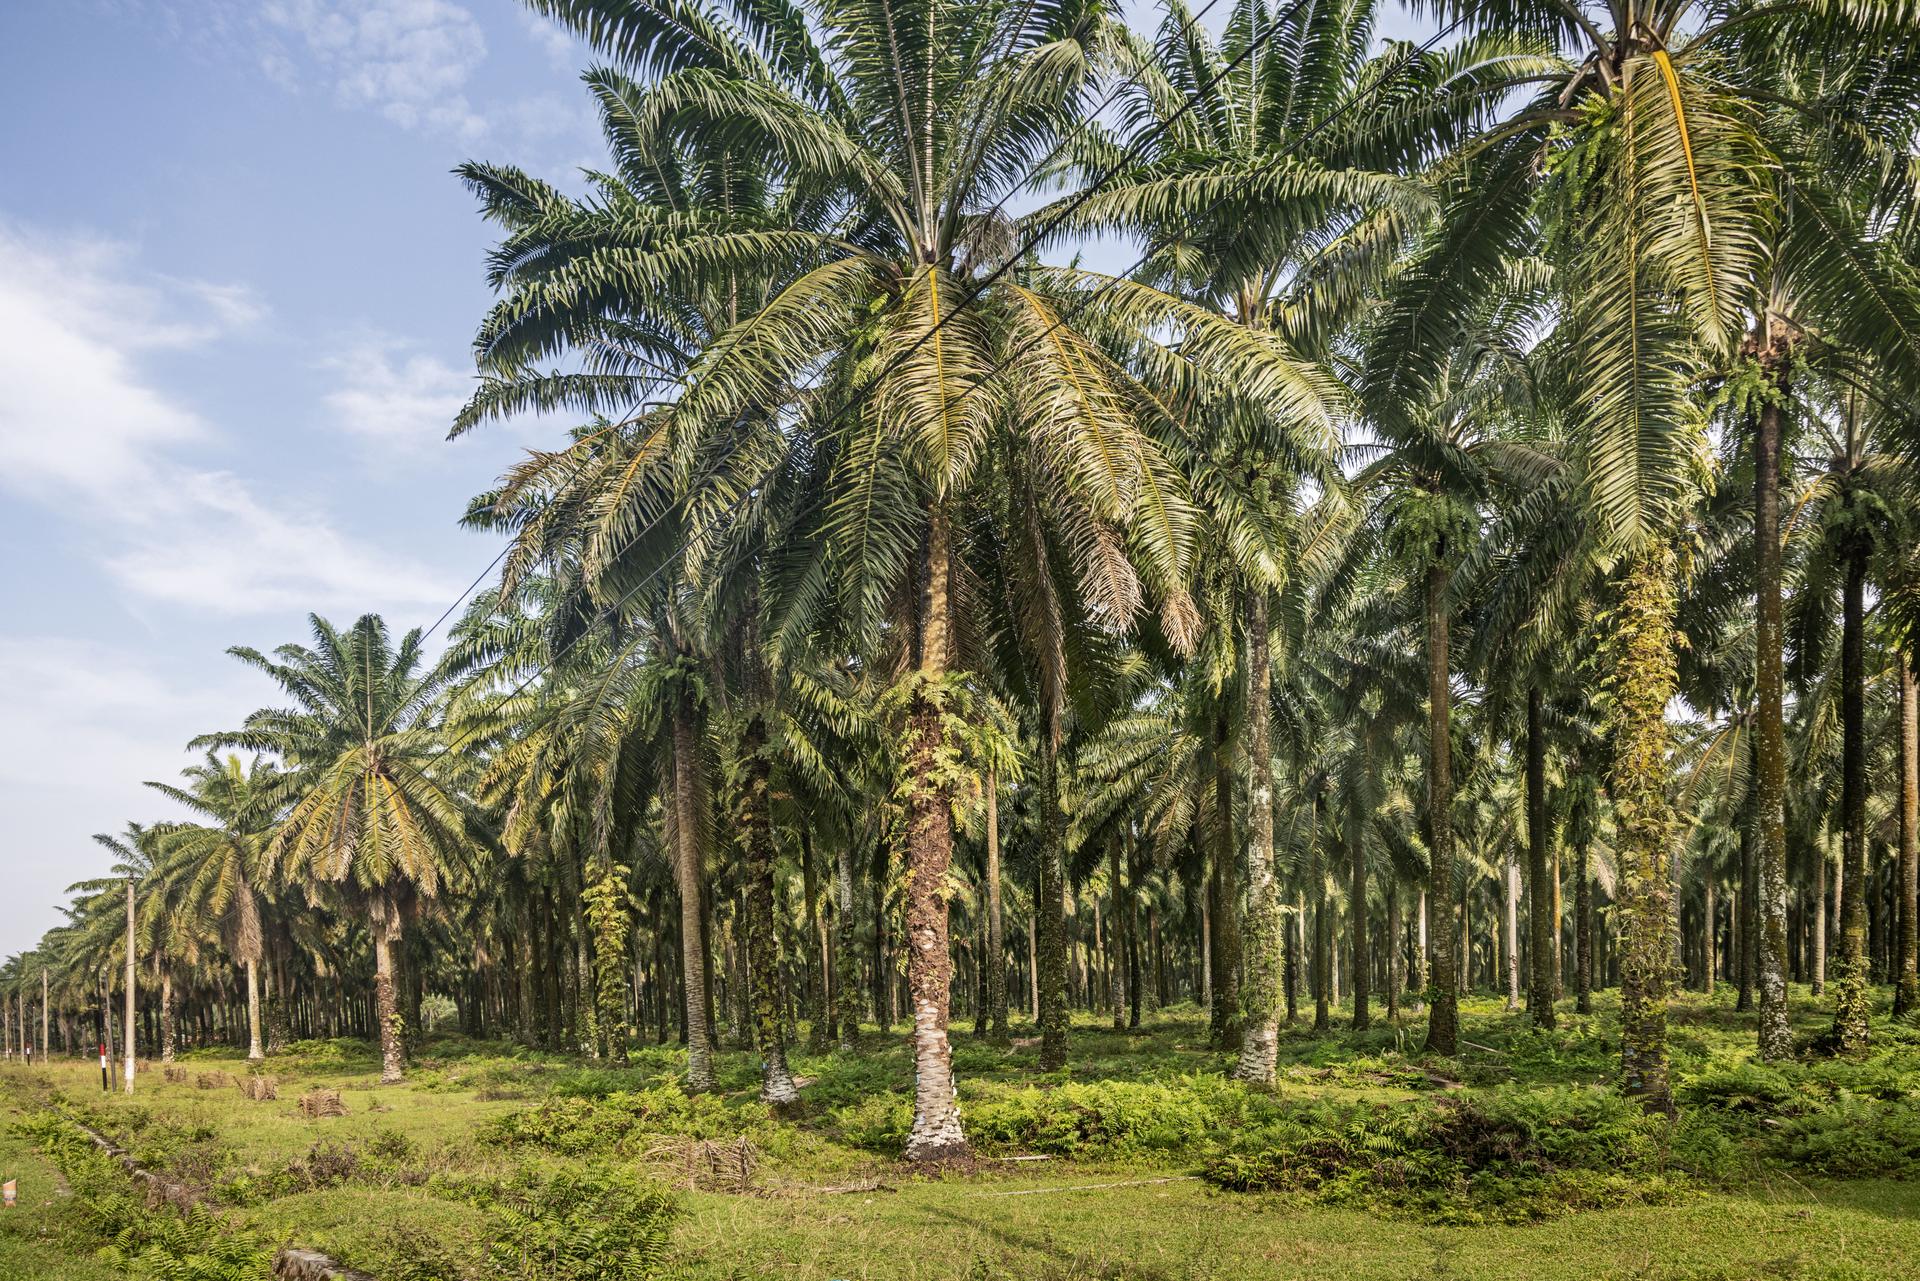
top-left (447, 1166), bottom-right (679, 1281)
top-left (1202, 1091), bottom-right (1693, 1223)
top-left (482, 1085), bottom-right (763, 1154)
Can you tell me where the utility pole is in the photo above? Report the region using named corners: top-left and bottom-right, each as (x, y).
top-left (124, 875), bottom-right (137, 1094)
top-left (40, 968), bottom-right (48, 1062)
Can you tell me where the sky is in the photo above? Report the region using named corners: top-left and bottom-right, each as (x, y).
top-left (0, 0), bottom-right (1431, 953)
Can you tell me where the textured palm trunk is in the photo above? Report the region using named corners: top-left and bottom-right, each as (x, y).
top-left (245, 957), bottom-right (264, 1063)
top-left (1832, 536), bottom-right (1871, 1052)
top-left (801, 832), bottom-right (832, 1053)
top-left (587, 862), bottom-right (631, 1064)
top-left (1735, 797), bottom-right (1755, 1012)
top-left (834, 841), bottom-right (861, 1051)
top-left (1703, 876), bottom-right (1717, 995)
top-left (1037, 729), bottom-right (1070, 1069)
top-left (1311, 794), bottom-right (1329, 1033)
top-left (1753, 389), bottom-right (1793, 1059)
top-left (984, 770), bottom-right (1009, 1044)
top-left (741, 708), bottom-right (800, 1104)
top-left (1348, 789), bottom-right (1370, 1031)
top-left (1572, 769), bottom-right (1593, 1015)
top-left (1210, 712), bottom-right (1242, 1051)
top-left (904, 507), bottom-right (968, 1161)
top-left (1424, 557), bottom-right (1459, 1056)
top-left (1503, 851), bottom-right (1521, 1011)
top-left (373, 922), bottom-right (404, 1084)
top-left (1526, 688), bottom-right (1556, 1027)
top-left (1385, 877), bottom-right (1402, 1020)
top-left (1896, 658), bottom-right (1919, 1016)
top-left (1110, 840), bottom-right (1128, 1031)
top-left (1235, 587), bottom-right (1282, 1080)
top-left (672, 689), bottom-right (717, 1092)
top-left (1609, 547), bottom-right (1679, 1112)
top-left (159, 971), bottom-right (175, 1064)
top-left (1813, 850), bottom-right (1828, 994)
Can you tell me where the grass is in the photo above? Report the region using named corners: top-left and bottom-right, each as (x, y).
top-left (0, 1109), bottom-right (121, 1281)
top-left (4, 985), bottom-right (1918, 1280)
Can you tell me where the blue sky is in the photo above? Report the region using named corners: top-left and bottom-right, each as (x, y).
top-left (0, 0), bottom-right (1428, 950)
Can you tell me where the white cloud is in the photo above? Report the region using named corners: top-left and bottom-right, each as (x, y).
top-left (261, 0), bottom-right (489, 140)
top-left (0, 636), bottom-right (258, 791)
top-left (321, 338), bottom-right (472, 446)
top-left (0, 223), bottom-right (455, 616)
top-left (521, 9), bottom-right (579, 69)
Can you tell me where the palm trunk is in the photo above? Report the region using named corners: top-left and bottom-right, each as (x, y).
top-left (1754, 387), bottom-right (1793, 1059)
top-left (1208, 710), bottom-right (1242, 1050)
top-left (1832, 532), bottom-right (1871, 1051)
top-left (1385, 877), bottom-right (1402, 1020)
top-left (159, 972), bottom-right (175, 1064)
top-left (245, 957), bottom-right (264, 1063)
top-left (373, 921), bottom-right (404, 1084)
top-left (1526, 688), bottom-right (1556, 1027)
top-left (1896, 656), bottom-right (1919, 1016)
top-left (801, 831), bottom-right (832, 1053)
top-left (1424, 556), bottom-right (1459, 1056)
top-left (1609, 546), bottom-right (1679, 1112)
top-left (1503, 849), bottom-right (1521, 1011)
top-left (835, 840), bottom-right (861, 1051)
top-left (1110, 840), bottom-right (1127, 1031)
top-left (672, 686), bottom-right (717, 1092)
top-left (1037, 727), bottom-right (1070, 1069)
top-left (1311, 794), bottom-right (1329, 1033)
top-left (1813, 849), bottom-right (1828, 994)
top-left (1576, 833), bottom-right (1594, 1013)
top-left (741, 703), bottom-right (799, 1104)
top-left (984, 770), bottom-right (1009, 1043)
top-left (1348, 787), bottom-right (1370, 1031)
top-left (903, 506), bottom-right (968, 1161)
top-left (1235, 586), bottom-right (1282, 1080)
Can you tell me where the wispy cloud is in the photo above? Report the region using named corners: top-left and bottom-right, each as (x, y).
top-left (260, 0), bottom-right (490, 140)
top-left (0, 222), bottom-right (455, 615)
top-left (321, 337), bottom-right (473, 447)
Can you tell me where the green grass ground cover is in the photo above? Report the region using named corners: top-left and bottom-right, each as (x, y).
top-left (4, 987), bottom-right (1918, 1280)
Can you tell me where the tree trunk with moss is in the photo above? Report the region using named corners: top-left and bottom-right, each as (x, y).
top-left (1037, 727), bottom-right (1070, 1070)
top-left (1348, 786), bottom-right (1370, 1031)
top-left (903, 507), bottom-right (968, 1160)
top-left (1607, 547), bottom-right (1679, 1112)
top-left (1896, 657), bottom-right (1919, 1016)
top-left (1209, 711), bottom-right (1242, 1051)
top-left (672, 687), bottom-right (717, 1092)
top-left (740, 703), bottom-right (799, 1103)
top-left (1753, 382), bottom-right (1794, 1059)
top-left (584, 860), bottom-right (631, 1064)
top-left (1424, 556), bottom-right (1459, 1056)
top-left (834, 840), bottom-right (862, 1051)
top-left (800, 831), bottom-right (832, 1053)
top-left (984, 769), bottom-right (1009, 1043)
top-left (1311, 792), bottom-right (1330, 1033)
top-left (1527, 688), bottom-right (1557, 1028)
top-left (1235, 587), bottom-right (1283, 1080)
top-left (1831, 531), bottom-right (1871, 1052)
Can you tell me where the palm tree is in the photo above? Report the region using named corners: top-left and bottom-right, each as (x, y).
top-left (515, 0), bottom-right (1338, 1159)
top-left (201, 615), bottom-right (474, 1084)
top-left (146, 753), bottom-right (284, 1062)
top-left (1038, 0), bottom-right (1549, 1080)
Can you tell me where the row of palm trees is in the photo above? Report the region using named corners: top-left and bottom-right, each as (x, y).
top-left (7, 0), bottom-right (1920, 1156)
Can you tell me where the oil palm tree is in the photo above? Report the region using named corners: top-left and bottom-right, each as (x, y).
top-left (200, 615), bottom-right (475, 1084)
top-left (146, 753), bottom-right (284, 1063)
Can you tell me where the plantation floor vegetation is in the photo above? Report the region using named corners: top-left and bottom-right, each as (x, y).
top-left (6, 992), bottom-right (1920, 1280)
